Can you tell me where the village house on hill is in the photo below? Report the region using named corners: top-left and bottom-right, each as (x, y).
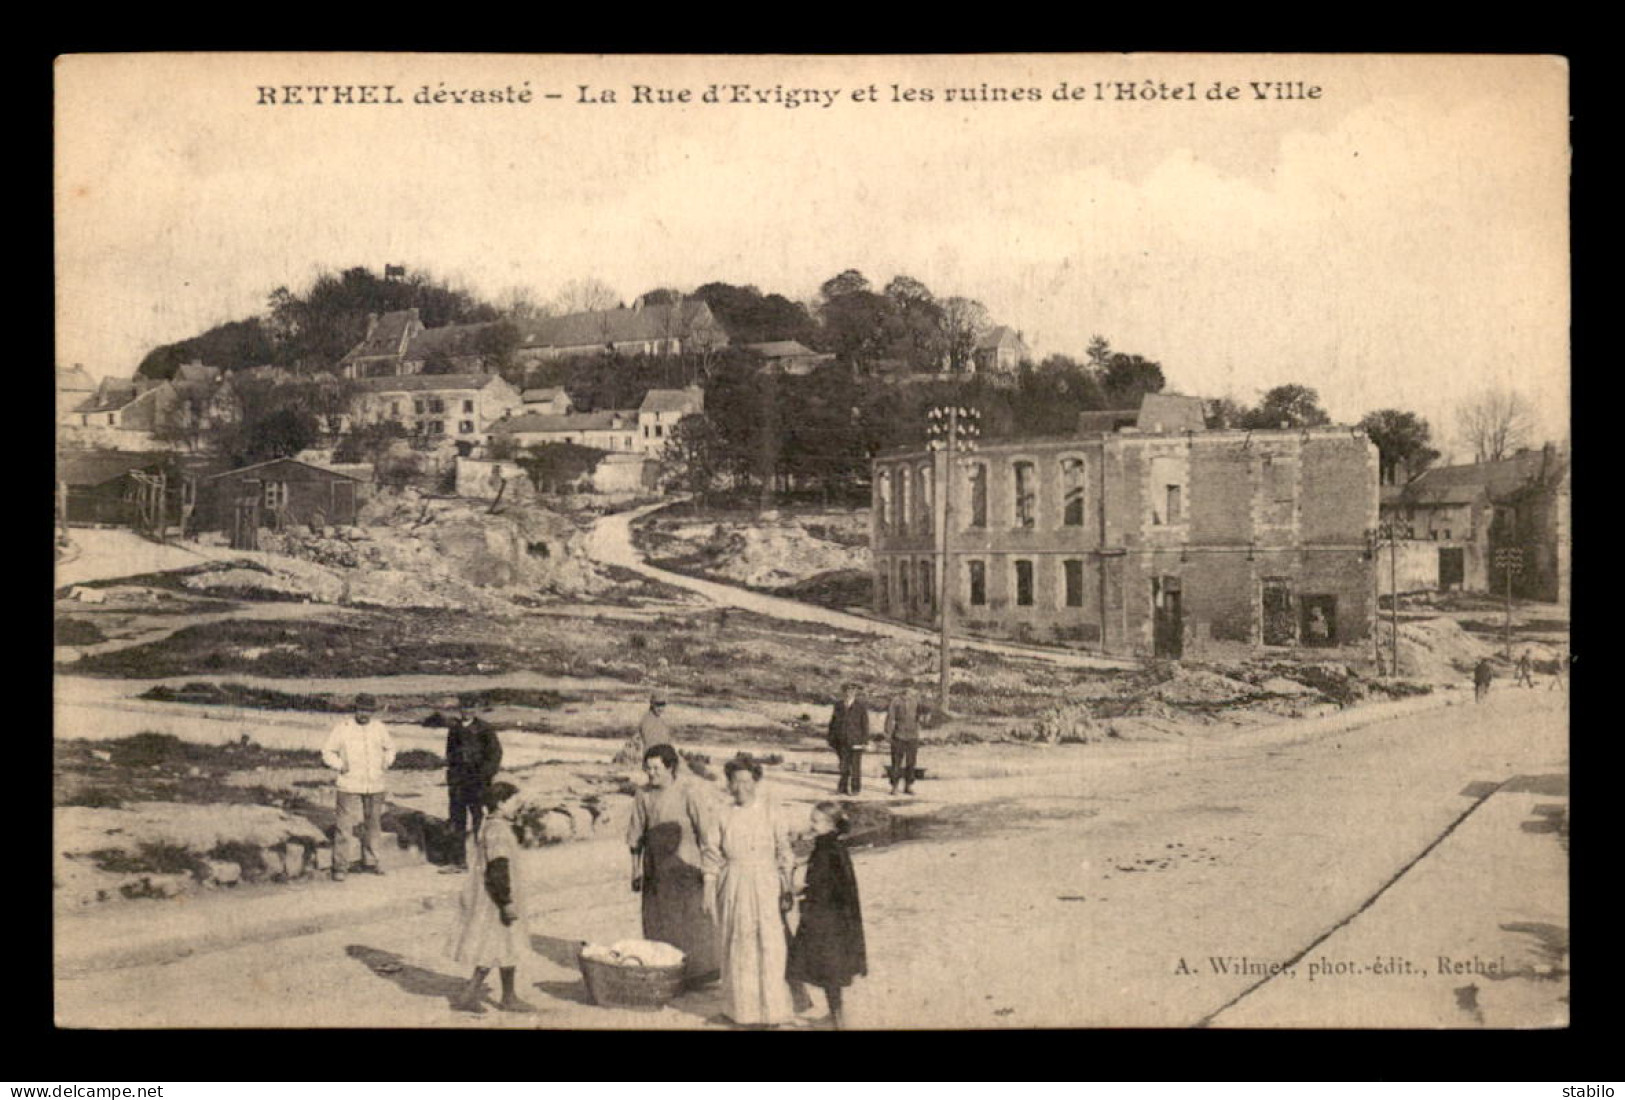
top-left (489, 386), bottom-right (702, 457)
top-left (56, 365), bottom-right (97, 423)
top-left (520, 387), bottom-right (573, 415)
top-left (972, 326), bottom-right (1030, 374)
top-left (337, 297), bottom-right (729, 379)
top-left (743, 340), bottom-right (836, 375)
top-left (349, 373), bottom-right (524, 445)
top-left (1379, 444), bottom-right (1570, 604)
top-left (871, 393), bottom-right (1379, 659)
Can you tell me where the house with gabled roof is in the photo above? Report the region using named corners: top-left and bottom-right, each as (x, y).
top-left (520, 387), bottom-right (573, 415)
top-left (972, 326), bottom-right (1030, 374)
top-left (350, 372), bottom-right (523, 443)
top-left (1378, 444), bottom-right (1570, 602)
top-left (638, 386), bottom-right (704, 454)
top-left (57, 365), bottom-right (97, 423)
top-left (490, 409), bottom-right (643, 454)
top-left (336, 298), bottom-right (730, 379)
top-left (200, 457), bottom-right (370, 543)
top-left (338, 309), bottom-right (428, 378)
top-left (744, 340), bottom-right (836, 375)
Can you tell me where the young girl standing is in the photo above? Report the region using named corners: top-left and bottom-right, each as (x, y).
top-left (786, 801), bottom-right (868, 1029)
top-left (446, 781), bottom-right (538, 1015)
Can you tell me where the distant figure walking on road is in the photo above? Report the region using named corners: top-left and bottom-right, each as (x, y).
top-left (1550, 649), bottom-right (1569, 691)
top-left (446, 781), bottom-right (537, 1015)
top-left (615, 692), bottom-right (676, 765)
top-left (828, 684), bottom-right (870, 796)
top-left (444, 693), bottom-right (503, 873)
top-left (322, 693), bottom-right (397, 881)
top-left (1473, 659), bottom-right (1494, 703)
top-left (885, 686), bottom-right (921, 796)
top-left (1515, 651), bottom-right (1536, 688)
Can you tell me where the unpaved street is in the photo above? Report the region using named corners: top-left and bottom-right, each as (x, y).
top-left (55, 687), bottom-right (1566, 1029)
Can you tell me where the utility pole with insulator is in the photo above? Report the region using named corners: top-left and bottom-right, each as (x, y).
top-left (927, 404), bottom-right (979, 717)
top-left (1495, 546), bottom-right (1524, 658)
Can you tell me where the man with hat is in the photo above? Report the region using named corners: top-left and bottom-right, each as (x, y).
top-left (322, 693), bottom-right (398, 881)
top-left (444, 693), bottom-right (504, 872)
top-left (827, 683), bottom-right (871, 795)
top-left (639, 692), bottom-right (676, 755)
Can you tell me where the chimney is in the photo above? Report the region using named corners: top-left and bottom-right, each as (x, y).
top-left (365, 313), bottom-right (379, 338)
top-left (632, 296), bottom-right (644, 313)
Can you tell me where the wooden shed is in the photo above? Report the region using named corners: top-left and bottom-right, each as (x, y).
top-left (202, 458), bottom-right (369, 548)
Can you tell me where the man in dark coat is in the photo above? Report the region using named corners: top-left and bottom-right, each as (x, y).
top-left (1473, 659), bottom-right (1494, 703)
top-left (445, 693), bottom-right (503, 871)
top-left (827, 683), bottom-right (870, 796)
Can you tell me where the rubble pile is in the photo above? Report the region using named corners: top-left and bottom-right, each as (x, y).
top-left (1025, 702), bottom-right (1107, 744)
top-left (54, 802), bottom-right (327, 910)
top-left (1394, 618), bottom-right (1493, 681)
top-left (180, 492), bottom-right (604, 611)
top-left (656, 519), bottom-right (871, 589)
top-left (1150, 668), bottom-right (1258, 706)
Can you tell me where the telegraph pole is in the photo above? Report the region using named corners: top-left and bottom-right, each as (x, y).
top-left (1367, 526), bottom-right (1381, 673)
top-left (1387, 521), bottom-right (1398, 676)
top-left (927, 405), bottom-right (979, 716)
top-left (1495, 547), bottom-right (1523, 658)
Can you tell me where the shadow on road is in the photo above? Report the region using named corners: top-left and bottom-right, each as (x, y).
top-left (530, 933), bottom-right (587, 969)
top-left (345, 944), bottom-right (467, 1008)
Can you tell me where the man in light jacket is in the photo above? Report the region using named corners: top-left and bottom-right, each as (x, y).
top-left (885, 685), bottom-right (921, 796)
top-left (322, 693), bottom-right (397, 881)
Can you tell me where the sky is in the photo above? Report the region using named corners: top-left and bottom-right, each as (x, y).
top-left (55, 53), bottom-right (1570, 459)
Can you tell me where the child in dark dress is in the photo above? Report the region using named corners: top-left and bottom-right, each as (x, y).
top-left (786, 801), bottom-right (867, 1029)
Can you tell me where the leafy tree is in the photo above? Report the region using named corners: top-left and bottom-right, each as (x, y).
top-left (1084, 335), bottom-right (1114, 372)
top-left (1358, 409), bottom-right (1441, 485)
top-left (1205, 396), bottom-right (1249, 429)
top-left (637, 287), bottom-right (683, 306)
top-left (820, 290), bottom-right (897, 375)
top-left (332, 420), bottom-right (410, 466)
top-left (692, 282), bottom-right (816, 346)
top-left (421, 349), bottom-right (459, 375)
top-left (137, 318), bottom-right (276, 379)
top-left (262, 266), bottom-right (498, 372)
top-left (1099, 353), bottom-right (1167, 408)
top-left (661, 413), bottom-right (727, 505)
top-left (515, 442), bottom-right (608, 494)
top-left (1454, 387), bottom-right (1534, 463)
top-left (819, 269), bottom-right (872, 300)
top-left (884, 275), bottom-right (946, 372)
top-left (152, 385), bottom-right (217, 452)
top-left (1243, 384), bottom-right (1331, 429)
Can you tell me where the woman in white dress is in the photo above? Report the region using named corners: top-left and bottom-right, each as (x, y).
top-left (700, 756), bottom-right (797, 1027)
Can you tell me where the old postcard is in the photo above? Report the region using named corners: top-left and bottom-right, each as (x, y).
top-left (53, 52), bottom-right (1570, 1030)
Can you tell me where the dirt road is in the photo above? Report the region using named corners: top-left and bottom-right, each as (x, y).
top-left (589, 503), bottom-right (1135, 670)
top-left (54, 686), bottom-right (1566, 1029)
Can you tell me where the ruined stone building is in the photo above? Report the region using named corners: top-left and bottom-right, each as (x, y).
top-left (870, 395), bottom-right (1379, 658)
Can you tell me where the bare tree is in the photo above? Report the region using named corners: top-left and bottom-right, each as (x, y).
top-left (551, 277), bottom-right (621, 316)
top-left (939, 296), bottom-right (991, 373)
top-left (497, 285), bottom-right (552, 320)
top-left (1455, 388), bottom-right (1535, 462)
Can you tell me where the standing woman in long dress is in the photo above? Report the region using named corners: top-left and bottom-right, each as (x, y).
top-left (701, 756), bottom-right (797, 1027)
top-left (626, 743), bottom-right (721, 988)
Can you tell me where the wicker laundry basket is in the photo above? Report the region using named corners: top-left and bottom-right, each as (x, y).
top-left (579, 952), bottom-right (687, 1010)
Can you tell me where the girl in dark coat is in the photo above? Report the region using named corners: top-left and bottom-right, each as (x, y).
top-left (786, 801), bottom-right (867, 1029)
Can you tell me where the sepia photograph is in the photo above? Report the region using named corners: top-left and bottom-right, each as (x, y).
top-left (52, 52), bottom-right (1569, 1030)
